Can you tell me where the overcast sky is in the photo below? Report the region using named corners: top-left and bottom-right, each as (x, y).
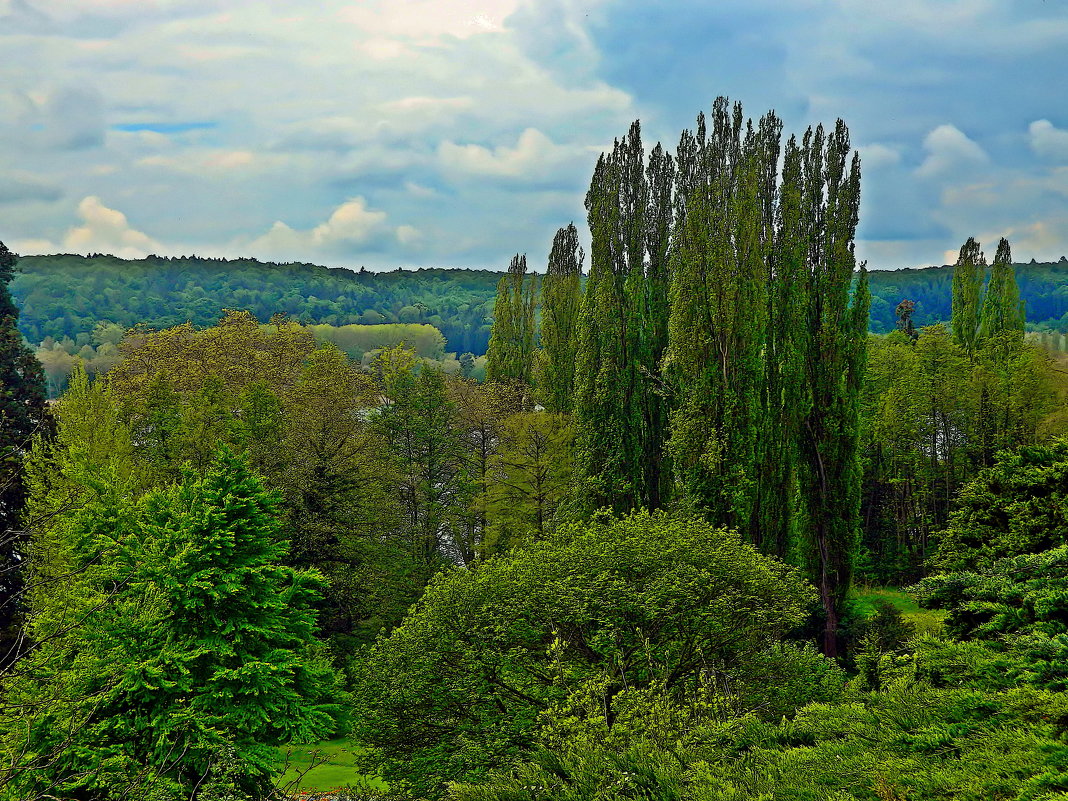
top-left (2, 0), bottom-right (1067, 271)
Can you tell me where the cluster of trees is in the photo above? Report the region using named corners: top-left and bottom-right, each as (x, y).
top-left (489, 101), bottom-right (869, 656)
top-left (2, 97), bottom-right (1068, 800)
top-left (10, 255), bottom-right (501, 355)
top-left (860, 237), bottom-right (1064, 583)
top-left (33, 319), bottom-right (465, 398)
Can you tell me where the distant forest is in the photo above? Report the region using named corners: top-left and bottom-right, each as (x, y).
top-left (11, 252), bottom-right (1068, 355)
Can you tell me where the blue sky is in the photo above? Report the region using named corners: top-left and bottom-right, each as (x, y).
top-left (2, 0), bottom-right (1067, 271)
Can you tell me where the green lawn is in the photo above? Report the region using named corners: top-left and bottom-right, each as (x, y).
top-left (851, 585), bottom-right (946, 636)
top-left (275, 738), bottom-right (386, 795)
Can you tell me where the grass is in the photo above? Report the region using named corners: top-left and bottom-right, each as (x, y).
top-left (275, 738), bottom-right (386, 795)
top-left (851, 585), bottom-right (946, 636)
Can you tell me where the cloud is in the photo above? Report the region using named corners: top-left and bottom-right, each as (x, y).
top-left (243, 197), bottom-right (421, 262)
top-left (439, 128), bottom-right (588, 184)
top-left (0, 171), bottom-right (62, 204)
top-left (1029, 120), bottom-right (1068, 162)
top-left (916, 124), bottom-right (987, 178)
top-left (0, 85), bottom-right (105, 151)
top-left (61, 195), bottom-right (160, 258)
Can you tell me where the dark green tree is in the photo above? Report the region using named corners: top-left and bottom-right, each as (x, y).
top-left (5, 449), bottom-right (342, 799)
top-left (0, 240), bottom-right (48, 655)
top-left (486, 254), bottom-right (536, 387)
top-left (573, 121), bottom-right (672, 513)
top-left (535, 224), bottom-right (583, 413)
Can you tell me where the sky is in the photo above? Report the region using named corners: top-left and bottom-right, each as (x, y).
top-left (2, 0), bottom-right (1068, 272)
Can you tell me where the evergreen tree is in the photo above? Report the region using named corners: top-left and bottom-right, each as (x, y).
top-left (7, 449), bottom-right (342, 799)
top-left (535, 224), bottom-right (583, 413)
top-left (0, 240), bottom-right (48, 655)
top-left (950, 237), bottom-right (985, 355)
top-left (486, 254), bottom-right (536, 386)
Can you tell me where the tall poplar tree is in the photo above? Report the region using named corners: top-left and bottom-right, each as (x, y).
top-left (666, 100), bottom-right (778, 532)
top-left (951, 237), bottom-right (985, 356)
top-left (572, 121), bottom-right (672, 512)
top-left (486, 254), bottom-right (536, 386)
top-left (795, 122), bottom-right (869, 658)
top-left (535, 224), bottom-right (583, 414)
top-left (979, 237), bottom-right (1025, 341)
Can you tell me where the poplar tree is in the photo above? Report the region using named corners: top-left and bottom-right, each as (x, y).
top-left (979, 237), bottom-right (1025, 341)
top-left (535, 224), bottom-right (583, 413)
top-left (486, 254), bottom-right (536, 386)
top-left (666, 101), bottom-right (777, 533)
top-left (950, 237), bottom-right (985, 356)
top-left (573, 121), bottom-right (671, 512)
top-left (795, 122), bottom-right (869, 658)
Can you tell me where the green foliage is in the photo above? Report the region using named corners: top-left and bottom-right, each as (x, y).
top-left (573, 121), bottom-right (672, 514)
top-left (859, 324), bottom-right (1060, 583)
top-left (951, 237), bottom-right (985, 354)
top-left (486, 254), bottom-right (536, 386)
top-left (480, 412), bottom-right (573, 555)
top-left (931, 441), bottom-right (1068, 572)
top-left (308, 322), bottom-right (447, 362)
top-left (980, 238), bottom-right (1026, 343)
top-left (535, 224), bottom-right (583, 414)
top-left (3, 449), bottom-right (343, 800)
top-left (352, 511), bottom-right (815, 798)
top-left (0, 239), bottom-right (49, 652)
top-left (450, 645), bottom-right (1068, 801)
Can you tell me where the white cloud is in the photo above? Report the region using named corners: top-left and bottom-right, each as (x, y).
top-left (916, 124), bottom-right (988, 177)
top-left (858, 143), bottom-right (900, 169)
top-left (242, 197), bottom-right (420, 262)
top-left (1029, 120), bottom-right (1068, 162)
top-left (439, 128), bottom-right (585, 181)
top-left (60, 195), bottom-right (160, 258)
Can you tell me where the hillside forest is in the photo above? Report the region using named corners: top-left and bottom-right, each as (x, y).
top-left (2, 98), bottom-right (1068, 800)
top-left (11, 243), bottom-right (1068, 399)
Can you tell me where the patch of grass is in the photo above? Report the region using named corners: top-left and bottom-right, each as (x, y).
top-left (851, 586), bottom-right (946, 636)
top-left (275, 738), bottom-right (386, 794)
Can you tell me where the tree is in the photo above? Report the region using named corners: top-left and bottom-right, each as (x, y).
top-left (979, 237), bottom-right (1025, 343)
top-left (573, 121), bottom-right (672, 513)
top-left (666, 101), bottom-right (777, 534)
top-left (0, 240), bottom-right (48, 657)
top-left (485, 254), bottom-right (536, 387)
top-left (352, 510), bottom-right (815, 798)
top-left (4, 449), bottom-right (342, 799)
top-left (951, 237), bottom-right (985, 356)
top-left (795, 122), bottom-right (869, 658)
top-left (480, 411), bottom-right (573, 555)
top-left (535, 225), bottom-right (583, 413)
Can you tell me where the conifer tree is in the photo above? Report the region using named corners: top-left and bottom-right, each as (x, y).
top-left (950, 237), bottom-right (985, 355)
top-left (0, 240), bottom-right (48, 652)
top-left (535, 224), bottom-right (583, 413)
top-left (486, 254), bottom-right (536, 386)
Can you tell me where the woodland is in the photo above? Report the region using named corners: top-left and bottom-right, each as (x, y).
top-left (1, 98), bottom-right (1067, 800)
